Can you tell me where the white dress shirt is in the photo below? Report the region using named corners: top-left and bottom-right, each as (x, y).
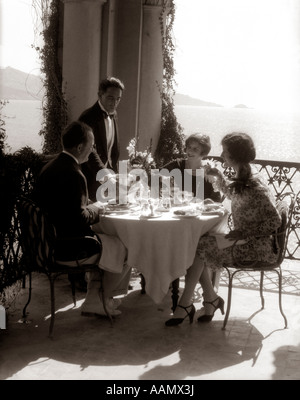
top-left (98, 100), bottom-right (115, 168)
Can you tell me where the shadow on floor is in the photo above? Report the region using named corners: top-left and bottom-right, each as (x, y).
top-left (272, 342), bottom-right (300, 380)
top-left (0, 273), bottom-right (267, 380)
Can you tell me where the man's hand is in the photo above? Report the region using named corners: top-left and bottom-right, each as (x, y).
top-left (92, 201), bottom-right (106, 215)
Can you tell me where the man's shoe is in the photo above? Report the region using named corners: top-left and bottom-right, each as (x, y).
top-left (108, 297), bottom-right (122, 309)
top-left (105, 304), bottom-right (122, 316)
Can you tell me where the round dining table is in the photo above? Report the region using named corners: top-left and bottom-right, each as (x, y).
top-left (92, 208), bottom-right (227, 305)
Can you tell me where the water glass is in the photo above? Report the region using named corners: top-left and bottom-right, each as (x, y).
top-left (161, 196), bottom-right (171, 210)
top-left (183, 191), bottom-right (194, 205)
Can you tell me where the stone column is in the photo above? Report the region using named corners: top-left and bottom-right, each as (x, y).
top-left (137, 1), bottom-right (165, 153)
top-left (62, 0), bottom-right (107, 121)
top-left (100, 0), bottom-right (116, 78)
top-left (112, 0), bottom-right (169, 159)
top-left (104, 0), bottom-right (142, 161)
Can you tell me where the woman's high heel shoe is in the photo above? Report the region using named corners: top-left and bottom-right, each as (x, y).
top-left (197, 296), bottom-right (225, 323)
top-left (165, 304), bottom-right (196, 327)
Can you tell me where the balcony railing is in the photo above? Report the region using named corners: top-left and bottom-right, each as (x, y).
top-left (208, 156), bottom-right (300, 261)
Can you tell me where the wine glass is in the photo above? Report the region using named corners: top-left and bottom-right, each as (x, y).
top-left (183, 191), bottom-right (194, 205)
top-left (161, 195), bottom-right (171, 210)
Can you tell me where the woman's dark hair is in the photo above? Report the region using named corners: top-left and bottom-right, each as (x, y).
top-left (98, 77), bottom-right (125, 96)
top-left (185, 133), bottom-right (211, 156)
top-left (221, 132), bottom-right (256, 163)
top-left (222, 132), bottom-right (257, 193)
top-left (62, 121), bottom-right (92, 149)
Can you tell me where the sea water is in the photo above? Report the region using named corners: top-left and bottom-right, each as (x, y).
top-left (2, 100), bottom-right (44, 153)
top-left (2, 100), bottom-right (299, 163)
top-left (175, 105), bottom-right (300, 163)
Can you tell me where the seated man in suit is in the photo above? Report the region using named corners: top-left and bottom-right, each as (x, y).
top-left (36, 120), bottom-right (131, 317)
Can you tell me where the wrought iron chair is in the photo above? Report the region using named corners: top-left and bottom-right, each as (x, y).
top-left (222, 191), bottom-right (296, 330)
top-left (17, 196), bottom-right (112, 338)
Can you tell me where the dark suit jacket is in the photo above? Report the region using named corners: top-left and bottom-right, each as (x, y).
top-left (36, 152), bottom-right (100, 239)
top-left (79, 101), bottom-right (120, 201)
top-left (162, 159), bottom-right (221, 202)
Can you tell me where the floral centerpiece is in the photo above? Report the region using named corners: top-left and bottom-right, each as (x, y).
top-left (126, 137), bottom-right (156, 177)
top-left (126, 137), bottom-right (157, 203)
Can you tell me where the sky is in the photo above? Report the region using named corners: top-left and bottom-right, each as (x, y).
top-left (173, 0), bottom-right (300, 110)
top-left (0, 0), bottom-right (41, 76)
top-left (1, 0), bottom-right (300, 110)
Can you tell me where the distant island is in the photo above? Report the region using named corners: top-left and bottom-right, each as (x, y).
top-left (174, 93), bottom-right (223, 107)
top-left (234, 104), bottom-right (249, 108)
top-left (174, 93), bottom-right (252, 109)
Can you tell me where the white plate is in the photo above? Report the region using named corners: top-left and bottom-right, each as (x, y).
top-left (202, 210), bottom-right (225, 216)
top-left (156, 207), bottom-right (171, 213)
top-left (140, 213), bottom-right (162, 219)
top-left (173, 214), bottom-right (199, 219)
top-left (104, 210), bottom-right (130, 215)
top-left (106, 204), bottom-right (130, 209)
top-left (105, 204), bottom-right (131, 211)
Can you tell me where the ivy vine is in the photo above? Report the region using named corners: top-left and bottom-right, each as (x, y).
top-left (32, 0), bottom-right (67, 155)
top-left (155, 0), bottom-right (185, 168)
top-left (0, 100), bottom-right (9, 156)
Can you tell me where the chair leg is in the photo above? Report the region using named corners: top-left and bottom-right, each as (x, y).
top-left (277, 269), bottom-right (288, 328)
top-left (22, 274), bottom-right (26, 289)
top-left (171, 279), bottom-right (180, 312)
top-left (260, 271), bottom-right (265, 309)
top-left (68, 274), bottom-right (76, 306)
top-left (222, 269), bottom-right (233, 330)
top-left (48, 276), bottom-right (56, 338)
top-left (22, 272), bottom-right (32, 319)
top-left (140, 274), bottom-right (146, 294)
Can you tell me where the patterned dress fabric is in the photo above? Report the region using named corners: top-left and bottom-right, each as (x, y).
top-left (197, 172), bottom-right (282, 270)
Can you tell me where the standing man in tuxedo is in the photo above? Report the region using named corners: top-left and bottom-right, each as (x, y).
top-left (79, 77), bottom-right (125, 201)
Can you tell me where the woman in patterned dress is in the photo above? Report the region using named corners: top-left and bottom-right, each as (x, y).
top-left (165, 132), bottom-right (282, 326)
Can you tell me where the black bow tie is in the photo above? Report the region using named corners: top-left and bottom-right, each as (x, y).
top-left (103, 111), bottom-right (114, 119)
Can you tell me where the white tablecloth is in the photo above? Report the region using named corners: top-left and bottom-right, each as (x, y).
top-left (92, 210), bottom-right (227, 304)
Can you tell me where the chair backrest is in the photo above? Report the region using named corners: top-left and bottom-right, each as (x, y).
top-left (229, 191), bottom-right (296, 269)
top-left (17, 196), bottom-right (102, 271)
top-left (275, 192), bottom-right (296, 265)
top-left (17, 197), bottom-right (56, 273)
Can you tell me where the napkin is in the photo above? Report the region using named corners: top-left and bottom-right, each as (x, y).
top-left (209, 212), bottom-right (229, 234)
top-left (208, 211), bottom-right (247, 249)
top-left (96, 234), bottom-right (127, 273)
